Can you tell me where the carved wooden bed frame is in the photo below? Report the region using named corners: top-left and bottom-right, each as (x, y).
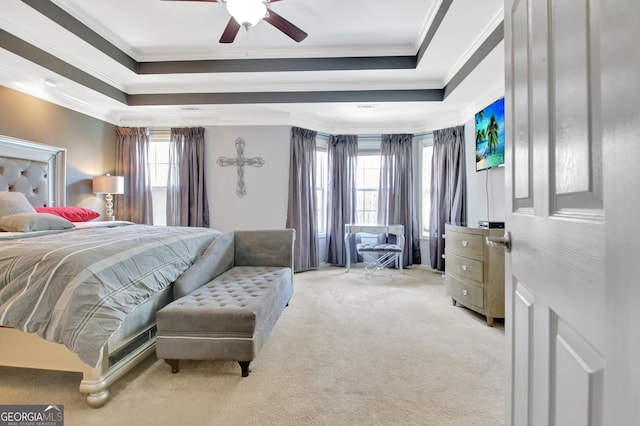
top-left (0, 135), bottom-right (166, 407)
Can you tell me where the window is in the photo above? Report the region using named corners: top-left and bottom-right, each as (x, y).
top-left (316, 149), bottom-right (328, 234)
top-left (355, 136), bottom-right (382, 224)
top-left (355, 154), bottom-right (380, 224)
top-left (315, 134), bottom-right (329, 235)
top-left (315, 133), bottom-right (434, 236)
top-left (315, 135), bottom-right (382, 230)
top-left (148, 129), bottom-right (171, 226)
top-left (419, 133), bottom-right (434, 237)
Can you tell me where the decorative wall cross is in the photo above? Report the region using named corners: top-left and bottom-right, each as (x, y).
top-left (217, 137), bottom-right (265, 197)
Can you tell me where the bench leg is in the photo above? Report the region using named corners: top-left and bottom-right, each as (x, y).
top-left (165, 359), bottom-right (180, 374)
top-left (238, 361), bottom-right (251, 377)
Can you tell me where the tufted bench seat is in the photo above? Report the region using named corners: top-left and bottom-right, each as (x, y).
top-left (356, 242), bottom-right (403, 277)
top-left (155, 229), bottom-right (295, 377)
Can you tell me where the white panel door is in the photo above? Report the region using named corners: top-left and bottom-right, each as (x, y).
top-left (599, 2), bottom-right (640, 424)
top-left (505, 0), bottom-right (640, 424)
top-left (504, 0), bottom-right (607, 424)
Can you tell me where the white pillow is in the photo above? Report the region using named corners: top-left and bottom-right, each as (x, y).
top-left (0, 192), bottom-right (36, 217)
top-left (0, 213), bottom-right (74, 232)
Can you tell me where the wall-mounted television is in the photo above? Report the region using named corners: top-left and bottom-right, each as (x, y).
top-left (475, 97), bottom-right (505, 171)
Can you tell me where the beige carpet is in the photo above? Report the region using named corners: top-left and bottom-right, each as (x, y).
top-left (0, 265), bottom-right (505, 426)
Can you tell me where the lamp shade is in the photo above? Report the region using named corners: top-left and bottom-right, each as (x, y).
top-left (225, 0), bottom-right (267, 28)
top-left (93, 175), bottom-right (124, 194)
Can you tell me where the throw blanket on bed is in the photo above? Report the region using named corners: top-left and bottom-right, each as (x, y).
top-left (0, 223), bottom-right (221, 367)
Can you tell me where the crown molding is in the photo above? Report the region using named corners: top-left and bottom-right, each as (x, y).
top-left (414, 0), bottom-right (445, 51)
top-left (51, 0), bottom-right (143, 60)
top-left (125, 78), bottom-right (444, 95)
top-left (0, 10), bottom-right (128, 91)
top-left (444, 7), bottom-right (505, 84)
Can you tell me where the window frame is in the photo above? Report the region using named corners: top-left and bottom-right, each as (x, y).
top-left (354, 153), bottom-right (381, 225)
top-left (355, 135), bottom-right (382, 225)
top-left (418, 133), bottom-right (434, 238)
top-left (316, 133), bottom-right (434, 237)
top-left (148, 128), bottom-right (171, 226)
top-left (315, 134), bottom-right (329, 236)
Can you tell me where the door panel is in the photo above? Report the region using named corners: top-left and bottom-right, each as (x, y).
top-left (512, 0), bottom-right (532, 206)
top-left (552, 0), bottom-right (591, 196)
top-left (505, 0), bottom-right (605, 424)
top-left (513, 283), bottom-right (534, 426)
top-left (510, 215), bottom-right (604, 349)
top-left (553, 316), bottom-right (604, 426)
top-left (507, 0), bottom-right (640, 424)
top-left (551, 0), bottom-right (604, 212)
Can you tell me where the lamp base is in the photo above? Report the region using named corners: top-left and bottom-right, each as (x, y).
top-left (105, 193), bottom-right (115, 221)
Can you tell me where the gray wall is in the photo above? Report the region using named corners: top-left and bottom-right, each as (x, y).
top-left (0, 86), bottom-right (505, 256)
top-left (204, 125), bottom-right (290, 232)
top-left (0, 86), bottom-right (116, 214)
top-left (0, 87), bottom-right (292, 228)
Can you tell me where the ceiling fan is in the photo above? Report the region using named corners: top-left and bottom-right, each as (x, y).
top-left (162, 0), bottom-right (308, 44)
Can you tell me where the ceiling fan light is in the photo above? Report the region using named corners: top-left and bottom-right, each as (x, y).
top-left (225, 0), bottom-right (267, 29)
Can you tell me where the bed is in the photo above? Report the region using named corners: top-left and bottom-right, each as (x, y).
top-left (0, 135), bottom-right (220, 407)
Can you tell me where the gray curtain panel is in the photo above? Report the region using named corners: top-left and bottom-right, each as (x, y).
top-left (115, 127), bottom-right (153, 224)
top-left (286, 126), bottom-right (319, 272)
top-left (377, 133), bottom-right (422, 267)
top-left (326, 134), bottom-right (358, 266)
top-left (167, 127), bottom-right (210, 227)
top-left (429, 125), bottom-right (466, 271)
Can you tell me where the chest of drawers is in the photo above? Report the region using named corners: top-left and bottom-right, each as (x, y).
top-left (444, 224), bottom-right (505, 326)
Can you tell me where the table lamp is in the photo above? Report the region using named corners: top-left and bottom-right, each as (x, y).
top-left (93, 174), bottom-right (124, 221)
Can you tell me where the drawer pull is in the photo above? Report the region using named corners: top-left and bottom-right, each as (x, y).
top-left (462, 289), bottom-right (468, 296)
top-left (461, 265), bottom-right (468, 272)
top-left (462, 240), bottom-right (468, 247)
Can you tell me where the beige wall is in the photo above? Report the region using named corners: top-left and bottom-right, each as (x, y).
top-left (0, 86), bottom-right (116, 212)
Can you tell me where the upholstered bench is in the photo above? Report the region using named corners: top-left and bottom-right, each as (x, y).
top-left (155, 229), bottom-right (295, 377)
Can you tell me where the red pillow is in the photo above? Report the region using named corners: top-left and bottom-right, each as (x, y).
top-left (35, 206), bottom-right (100, 222)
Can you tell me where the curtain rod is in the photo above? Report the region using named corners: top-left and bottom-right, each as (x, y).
top-left (316, 131), bottom-right (432, 138)
top-left (151, 128), bottom-right (432, 137)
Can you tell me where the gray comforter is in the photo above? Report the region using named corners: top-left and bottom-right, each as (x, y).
top-left (0, 223), bottom-right (221, 367)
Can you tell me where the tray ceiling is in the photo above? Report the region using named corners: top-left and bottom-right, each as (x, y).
top-left (0, 0), bottom-right (505, 133)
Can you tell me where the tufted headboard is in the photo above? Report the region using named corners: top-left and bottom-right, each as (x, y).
top-left (0, 135), bottom-right (66, 207)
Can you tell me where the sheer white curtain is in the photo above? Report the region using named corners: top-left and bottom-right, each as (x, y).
top-left (378, 133), bottom-right (422, 267)
top-left (286, 127), bottom-right (318, 272)
top-left (114, 127), bottom-right (153, 224)
top-left (166, 127), bottom-right (210, 227)
top-left (326, 135), bottom-right (358, 266)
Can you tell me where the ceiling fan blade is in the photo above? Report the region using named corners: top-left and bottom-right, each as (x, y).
top-left (219, 17), bottom-right (242, 43)
top-left (263, 9), bottom-right (308, 42)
